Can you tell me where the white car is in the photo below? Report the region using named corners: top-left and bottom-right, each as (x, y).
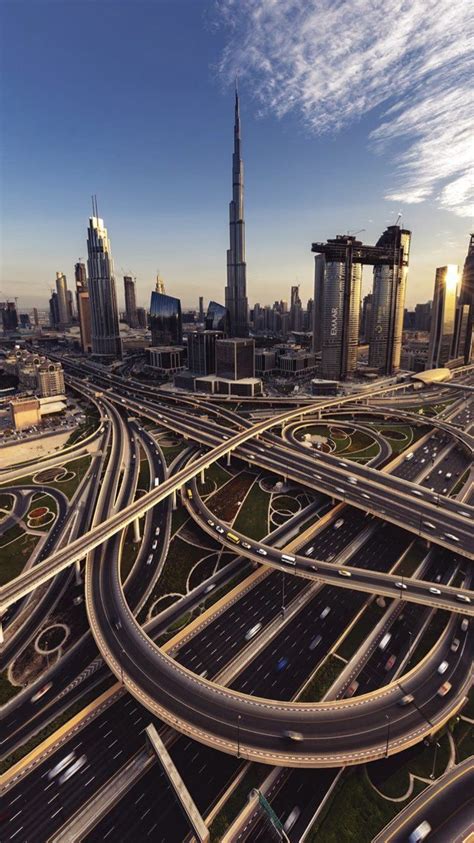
top-left (456, 594), bottom-right (471, 604)
top-left (437, 660), bottom-right (449, 675)
top-left (48, 752), bottom-right (76, 780)
top-left (338, 569), bottom-right (352, 578)
top-left (216, 526), bottom-right (225, 534)
top-left (445, 533), bottom-right (460, 542)
top-left (59, 755), bottom-right (87, 784)
top-left (429, 587), bottom-right (441, 595)
top-left (245, 623), bottom-right (262, 641)
top-left (320, 606), bottom-right (331, 619)
top-left (395, 581), bottom-right (407, 590)
top-left (257, 548), bottom-right (267, 556)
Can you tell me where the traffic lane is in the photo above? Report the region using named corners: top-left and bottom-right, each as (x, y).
top-left (428, 794), bottom-right (474, 842)
top-left (97, 577), bottom-right (470, 760)
top-left (83, 761), bottom-right (192, 843)
top-left (175, 572), bottom-right (307, 678)
top-left (102, 385), bottom-right (474, 530)
top-left (249, 767), bottom-right (340, 843)
top-left (420, 447), bottom-right (469, 494)
top-left (230, 529), bottom-right (412, 701)
top-left (231, 586), bottom-right (367, 700)
top-left (4, 694), bottom-right (158, 843)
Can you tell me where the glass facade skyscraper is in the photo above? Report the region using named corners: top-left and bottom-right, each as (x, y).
top-left (368, 226), bottom-right (411, 374)
top-left (150, 291), bottom-right (182, 346)
top-left (459, 234), bottom-right (474, 363)
top-left (86, 207), bottom-right (122, 360)
top-left (124, 275), bottom-right (139, 328)
top-left (428, 265), bottom-right (459, 369)
top-left (205, 301), bottom-right (230, 335)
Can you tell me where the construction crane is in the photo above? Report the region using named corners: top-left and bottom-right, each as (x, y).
top-left (347, 228), bottom-right (366, 237)
top-left (395, 213), bottom-right (402, 226)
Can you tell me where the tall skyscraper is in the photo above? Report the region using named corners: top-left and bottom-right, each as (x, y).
top-left (311, 236), bottom-right (362, 380)
top-left (188, 330), bottom-right (223, 375)
top-left (49, 292), bottom-right (59, 329)
top-left (360, 293), bottom-right (373, 343)
top-left (368, 225), bottom-right (411, 374)
top-left (55, 272), bottom-right (69, 327)
top-left (155, 273), bottom-right (165, 295)
top-left (1, 301), bottom-right (18, 333)
top-left (459, 234), bottom-right (474, 363)
top-left (414, 301), bottom-right (432, 332)
top-left (150, 291), bottom-right (182, 346)
top-left (225, 88), bottom-right (249, 338)
top-left (86, 201), bottom-right (122, 360)
top-left (75, 261), bottom-right (91, 353)
top-left (205, 301), bottom-right (230, 335)
top-left (290, 285), bottom-right (303, 331)
top-left (198, 296), bottom-right (204, 322)
top-left (124, 276), bottom-right (139, 328)
top-left (427, 265), bottom-right (459, 368)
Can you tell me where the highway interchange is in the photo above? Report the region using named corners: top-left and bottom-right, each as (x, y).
top-left (1, 359), bottom-right (473, 841)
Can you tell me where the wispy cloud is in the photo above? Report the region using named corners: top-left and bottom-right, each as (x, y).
top-left (215, 0), bottom-right (473, 218)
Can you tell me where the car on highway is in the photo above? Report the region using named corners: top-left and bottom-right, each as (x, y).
top-left (281, 554), bottom-right (296, 565)
top-left (379, 632), bottom-right (392, 651)
top-left (31, 682), bottom-right (53, 703)
top-left (408, 820), bottom-right (432, 842)
top-left (320, 606), bottom-right (331, 619)
top-left (437, 660), bottom-right (449, 674)
top-left (338, 461), bottom-right (348, 468)
top-left (276, 657), bottom-right (289, 671)
top-left (309, 634), bottom-right (322, 650)
top-left (429, 587), bottom-right (441, 595)
top-left (338, 569), bottom-right (352, 578)
top-left (314, 473), bottom-right (322, 481)
top-left (283, 730), bottom-right (303, 742)
top-left (456, 593), bottom-right (471, 603)
top-left (310, 565), bottom-right (318, 572)
top-left (245, 623), bottom-right (262, 641)
top-left (59, 755), bottom-right (87, 784)
top-left (207, 519), bottom-right (215, 527)
top-left (242, 541), bottom-right (251, 550)
top-left (335, 487), bottom-right (345, 495)
top-left (204, 583), bottom-right (216, 594)
top-left (155, 527), bottom-right (160, 536)
top-left (283, 807), bottom-right (301, 833)
top-left (361, 492), bottom-right (371, 500)
top-left (412, 489), bottom-right (423, 497)
top-left (305, 546), bottom-right (314, 556)
top-left (334, 518), bottom-right (344, 530)
top-left (48, 752), bottom-right (76, 780)
top-left (444, 532), bottom-right (460, 542)
top-left (347, 476), bottom-right (357, 485)
top-left (461, 618), bottom-right (469, 631)
top-left (112, 616), bottom-right (122, 630)
top-left (423, 522), bottom-right (436, 530)
top-left (450, 638), bottom-right (460, 653)
top-left (437, 681), bottom-right (452, 697)
top-left (394, 581), bottom-right (407, 590)
top-left (152, 540), bottom-right (158, 550)
top-left (385, 654), bottom-right (396, 671)
top-left (257, 547), bottom-right (267, 556)
top-left (399, 694), bottom-right (414, 706)
top-left (215, 525), bottom-right (225, 534)
top-left (146, 554), bottom-right (153, 565)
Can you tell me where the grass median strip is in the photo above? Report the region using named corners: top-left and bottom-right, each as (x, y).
top-left (336, 600), bottom-right (387, 662)
top-left (232, 480), bottom-right (270, 540)
top-left (298, 655), bottom-right (345, 703)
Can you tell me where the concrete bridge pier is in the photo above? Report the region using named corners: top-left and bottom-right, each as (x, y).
top-left (133, 517), bottom-right (141, 543)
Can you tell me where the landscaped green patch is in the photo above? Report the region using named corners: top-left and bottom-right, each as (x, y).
top-left (0, 522), bottom-right (24, 547)
top-left (209, 764), bottom-right (266, 843)
top-left (337, 600), bottom-right (388, 661)
top-left (171, 506), bottom-right (189, 536)
top-left (369, 733), bottom-right (450, 798)
top-left (298, 655), bottom-right (345, 702)
top-left (150, 536), bottom-right (206, 600)
top-left (308, 768), bottom-right (426, 843)
top-left (207, 472), bottom-right (256, 523)
top-left (137, 457), bottom-right (151, 491)
top-left (0, 671), bottom-right (22, 705)
top-left (272, 494), bottom-right (299, 513)
top-left (204, 462), bottom-right (232, 489)
top-left (233, 481), bottom-right (270, 540)
top-left (453, 719), bottom-right (474, 761)
top-left (0, 534), bottom-right (40, 585)
top-left (450, 468), bottom-right (470, 496)
top-left (0, 492), bottom-right (13, 511)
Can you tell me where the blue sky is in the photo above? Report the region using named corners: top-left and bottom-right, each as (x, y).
top-left (1, 0), bottom-right (472, 312)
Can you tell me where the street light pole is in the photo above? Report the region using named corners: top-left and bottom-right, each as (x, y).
top-left (281, 572), bottom-right (285, 617)
top-left (430, 741), bottom-right (440, 779)
top-left (385, 715), bottom-right (390, 758)
top-left (237, 714), bottom-right (241, 759)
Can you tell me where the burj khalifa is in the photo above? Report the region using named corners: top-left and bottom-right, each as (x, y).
top-left (225, 88), bottom-right (249, 338)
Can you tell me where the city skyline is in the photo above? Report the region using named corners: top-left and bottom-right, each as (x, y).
top-left (1, 1), bottom-right (472, 312)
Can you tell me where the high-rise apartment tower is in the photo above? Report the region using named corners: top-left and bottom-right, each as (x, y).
top-left (86, 200), bottom-right (122, 360)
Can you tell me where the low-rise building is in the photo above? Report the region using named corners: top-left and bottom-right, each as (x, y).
top-left (9, 396), bottom-right (41, 430)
